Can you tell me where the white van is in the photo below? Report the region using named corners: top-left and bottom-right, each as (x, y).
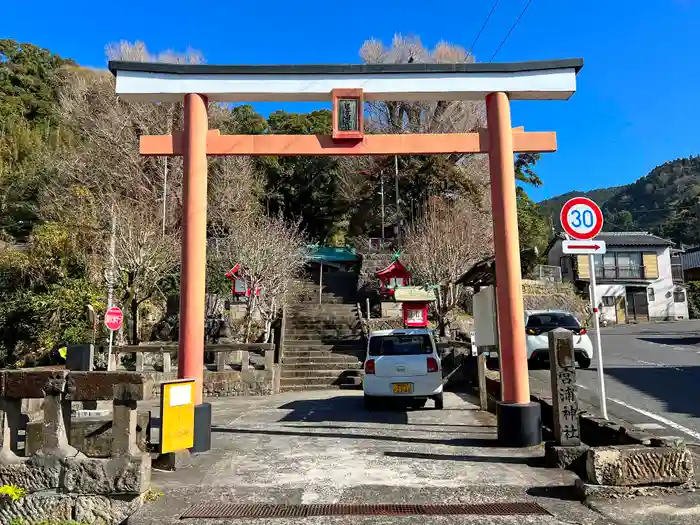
top-left (363, 329), bottom-right (444, 410)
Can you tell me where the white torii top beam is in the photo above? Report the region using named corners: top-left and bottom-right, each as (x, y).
top-left (109, 59), bottom-right (583, 103)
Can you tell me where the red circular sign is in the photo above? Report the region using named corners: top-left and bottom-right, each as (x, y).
top-left (104, 307), bottom-right (123, 331)
top-left (560, 197), bottom-right (603, 240)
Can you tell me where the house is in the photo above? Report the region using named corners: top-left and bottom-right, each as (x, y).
top-left (547, 232), bottom-right (689, 324)
top-left (681, 245), bottom-right (700, 281)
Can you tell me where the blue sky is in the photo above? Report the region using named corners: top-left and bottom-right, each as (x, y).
top-left (4, 0), bottom-right (700, 201)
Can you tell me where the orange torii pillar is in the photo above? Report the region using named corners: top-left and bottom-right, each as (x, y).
top-left (180, 93), bottom-right (211, 453)
top-left (486, 92), bottom-right (540, 447)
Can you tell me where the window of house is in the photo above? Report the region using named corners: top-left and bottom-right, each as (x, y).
top-left (674, 289), bottom-right (686, 303)
top-left (602, 296), bottom-right (615, 307)
top-left (647, 287), bottom-right (655, 302)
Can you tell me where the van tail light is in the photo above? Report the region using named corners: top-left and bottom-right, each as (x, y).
top-left (579, 328), bottom-right (587, 335)
top-left (364, 359), bottom-right (375, 375)
top-left (526, 328), bottom-right (539, 335)
top-left (427, 357), bottom-right (439, 373)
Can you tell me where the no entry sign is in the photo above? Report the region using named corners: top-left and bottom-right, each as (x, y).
top-left (560, 197), bottom-right (603, 240)
top-left (104, 307), bottom-right (123, 331)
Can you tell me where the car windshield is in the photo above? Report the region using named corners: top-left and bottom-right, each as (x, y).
top-left (368, 334), bottom-right (433, 356)
top-left (526, 313), bottom-right (580, 330)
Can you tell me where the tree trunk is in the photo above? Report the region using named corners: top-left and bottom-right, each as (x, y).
top-left (127, 272), bottom-right (139, 345)
top-left (244, 293), bottom-right (257, 343)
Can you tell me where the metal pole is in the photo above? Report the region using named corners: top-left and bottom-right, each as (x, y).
top-left (319, 262), bottom-right (323, 304)
top-left (588, 253), bottom-right (608, 420)
top-left (162, 157), bottom-right (168, 238)
top-left (380, 173), bottom-right (385, 248)
top-left (395, 155), bottom-right (401, 246)
top-left (106, 207), bottom-right (116, 371)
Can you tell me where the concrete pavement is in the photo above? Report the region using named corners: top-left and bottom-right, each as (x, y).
top-left (129, 390), bottom-right (610, 525)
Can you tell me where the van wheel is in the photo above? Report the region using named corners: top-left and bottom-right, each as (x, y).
top-left (577, 356), bottom-right (592, 369)
top-left (433, 393), bottom-right (444, 410)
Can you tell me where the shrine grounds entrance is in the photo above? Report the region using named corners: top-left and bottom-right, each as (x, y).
top-left (109, 58), bottom-right (583, 449)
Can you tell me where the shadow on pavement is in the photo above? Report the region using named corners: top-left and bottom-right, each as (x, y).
top-left (211, 426), bottom-right (498, 447)
top-left (638, 336), bottom-right (700, 346)
top-left (384, 450), bottom-right (541, 466)
top-left (278, 396), bottom-right (410, 424)
top-left (526, 485), bottom-right (581, 501)
top-left (604, 365), bottom-right (700, 418)
top-left (281, 424), bottom-right (496, 435)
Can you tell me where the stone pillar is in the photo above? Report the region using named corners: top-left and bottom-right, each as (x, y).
top-left (548, 328), bottom-right (581, 445)
top-left (135, 352), bottom-right (145, 372)
top-left (216, 352), bottom-right (227, 372)
top-left (0, 399), bottom-right (21, 462)
top-left (38, 373), bottom-right (80, 457)
top-left (264, 349), bottom-right (274, 371)
top-left (162, 352), bottom-right (172, 373)
top-left (178, 93), bottom-right (209, 406)
top-left (240, 351), bottom-right (250, 371)
top-left (112, 384), bottom-right (145, 457)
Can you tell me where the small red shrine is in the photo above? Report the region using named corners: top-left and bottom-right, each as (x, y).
top-left (393, 287), bottom-right (435, 328)
top-left (375, 259), bottom-right (411, 297)
top-left (225, 264), bottom-right (261, 297)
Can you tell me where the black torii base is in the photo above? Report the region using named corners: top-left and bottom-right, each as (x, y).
top-left (497, 401), bottom-right (542, 447)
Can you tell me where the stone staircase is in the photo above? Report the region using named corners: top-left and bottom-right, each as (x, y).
top-left (281, 273), bottom-right (365, 392)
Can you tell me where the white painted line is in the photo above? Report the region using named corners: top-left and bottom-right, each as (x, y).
top-left (577, 384), bottom-right (700, 442)
top-left (632, 423), bottom-right (665, 431)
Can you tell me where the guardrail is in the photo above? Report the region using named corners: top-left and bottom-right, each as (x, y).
top-left (113, 343), bottom-right (276, 373)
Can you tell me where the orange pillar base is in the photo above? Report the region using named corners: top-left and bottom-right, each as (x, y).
top-left (486, 91), bottom-right (541, 447)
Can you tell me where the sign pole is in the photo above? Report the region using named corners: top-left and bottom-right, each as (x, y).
top-left (588, 253), bottom-right (608, 420)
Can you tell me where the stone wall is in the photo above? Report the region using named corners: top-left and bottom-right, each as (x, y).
top-left (140, 367), bottom-right (279, 398)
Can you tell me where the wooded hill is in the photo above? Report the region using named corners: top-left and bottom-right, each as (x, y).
top-left (539, 156), bottom-right (700, 245)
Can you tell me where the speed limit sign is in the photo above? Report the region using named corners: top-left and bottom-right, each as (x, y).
top-left (560, 197), bottom-right (603, 240)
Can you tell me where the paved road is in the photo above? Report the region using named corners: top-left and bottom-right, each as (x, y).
top-left (134, 390), bottom-right (606, 525)
top-left (530, 319), bottom-right (700, 444)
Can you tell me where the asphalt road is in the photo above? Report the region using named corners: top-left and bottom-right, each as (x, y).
top-left (530, 319), bottom-right (700, 444)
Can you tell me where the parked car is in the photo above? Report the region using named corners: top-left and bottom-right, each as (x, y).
top-left (525, 310), bottom-right (593, 369)
top-left (363, 328), bottom-right (444, 410)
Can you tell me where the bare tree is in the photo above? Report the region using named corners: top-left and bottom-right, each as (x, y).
top-left (44, 42), bottom-right (204, 342)
top-left (209, 213), bottom-right (307, 342)
top-left (403, 196), bottom-right (494, 336)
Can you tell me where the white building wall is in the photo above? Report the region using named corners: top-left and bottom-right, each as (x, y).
top-left (549, 240), bottom-right (689, 322)
top-left (646, 246), bottom-right (689, 320)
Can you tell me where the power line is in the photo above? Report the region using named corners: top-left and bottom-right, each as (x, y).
top-left (490, 0), bottom-right (534, 62)
top-left (470, 0), bottom-right (501, 54)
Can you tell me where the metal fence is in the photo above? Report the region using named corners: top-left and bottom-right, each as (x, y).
top-left (530, 264), bottom-right (562, 283)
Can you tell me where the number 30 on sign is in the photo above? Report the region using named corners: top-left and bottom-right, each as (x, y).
top-left (560, 197), bottom-right (603, 240)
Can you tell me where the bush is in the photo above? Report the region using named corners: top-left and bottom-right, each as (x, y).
top-left (686, 281), bottom-right (700, 319)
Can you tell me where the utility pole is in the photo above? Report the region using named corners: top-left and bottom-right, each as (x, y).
top-left (162, 157), bottom-right (168, 238)
top-left (106, 207), bottom-right (117, 371)
top-left (380, 172), bottom-right (385, 249)
top-left (394, 155), bottom-right (401, 246)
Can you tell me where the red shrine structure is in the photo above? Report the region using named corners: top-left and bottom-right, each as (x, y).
top-left (225, 264), bottom-right (261, 298)
top-left (375, 259), bottom-right (411, 298)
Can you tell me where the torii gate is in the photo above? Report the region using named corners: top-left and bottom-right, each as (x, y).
top-left (110, 59), bottom-right (583, 449)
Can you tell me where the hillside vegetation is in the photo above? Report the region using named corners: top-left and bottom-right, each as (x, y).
top-left (539, 156), bottom-right (700, 245)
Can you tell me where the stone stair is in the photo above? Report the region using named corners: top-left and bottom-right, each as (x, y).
top-left (281, 275), bottom-right (364, 392)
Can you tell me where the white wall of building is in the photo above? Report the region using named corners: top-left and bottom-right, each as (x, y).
top-left (549, 240), bottom-right (689, 323)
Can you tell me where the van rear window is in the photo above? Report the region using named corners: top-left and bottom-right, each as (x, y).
top-left (369, 334), bottom-right (433, 356)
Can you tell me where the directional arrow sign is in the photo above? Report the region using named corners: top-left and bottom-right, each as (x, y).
top-left (562, 240), bottom-right (606, 255)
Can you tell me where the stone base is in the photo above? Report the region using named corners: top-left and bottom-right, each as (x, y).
top-left (497, 401), bottom-right (542, 447)
top-left (153, 449), bottom-right (191, 471)
top-left (586, 445), bottom-right (694, 486)
top-left (574, 477), bottom-right (697, 501)
top-left (0, 454), bottom-right (151, 494)
top-left (544, 441), bottom-right (589, 471)
top-left (0, 492), bottom-right (143, 525)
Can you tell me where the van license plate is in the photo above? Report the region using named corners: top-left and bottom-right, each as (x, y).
top-left (392, 383), bottom-right (413, 394)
